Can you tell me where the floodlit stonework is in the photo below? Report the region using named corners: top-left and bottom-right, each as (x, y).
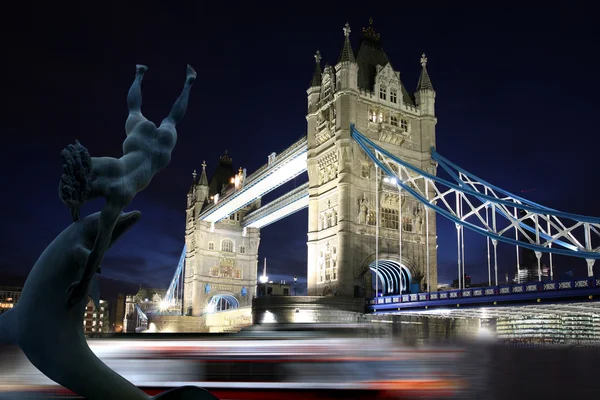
top-left (183, 156), bottom-right (260, 320)
top-left (306, 21), bottom-right (438, 298)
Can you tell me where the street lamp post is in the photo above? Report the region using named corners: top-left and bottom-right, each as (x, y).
top-left (294, 275), bottom-right (297, 296)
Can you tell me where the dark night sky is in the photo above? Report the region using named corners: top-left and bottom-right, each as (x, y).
top-left (1, 2), bottom-right (599, 302)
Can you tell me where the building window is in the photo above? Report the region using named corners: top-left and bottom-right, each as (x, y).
top-left (361, 163), bottom-right (370, 178)
top-left (378, 112), bottom-right (383, 123)
top-left (390, 88), bottom-right (397, 103)
top-left (381, 208), bottom-right (399, 230)
top-left (240, 246), bottom-right (246, 254)
top-left (403, 216), bottom-right (413, 232)
top-left (325, 256), bottom-right (332, 281)
top-left (234, 269), bottom-right (242, 279)
top-left (379, 85), bottom-right (386, 100)
top-left (283, 288), bottom-right (289, 295)
top-left (369, 109), bottom-right (377, 123)
top-left (221, 239), bottom-right (233, 252)
top-left (318, 252), bottom-right (325, 283)
top-left (229, 214), bottom-right (235, 220)
top-left (400, 119), bottom-right (408, 132)
top-left (390, 115), bottom-right (398, 127)
top-left (267, 287), bottom-right (273, 295)
top-left (210, 267), bottom-right (219, 277)
top-left (208, 242), bottom-right (215, 250)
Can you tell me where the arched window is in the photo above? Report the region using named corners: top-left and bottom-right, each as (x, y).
top-left (221, 239), bottom-right (233, 252)
top-left (379, 84), bottom-right (387, 100)
top-left (390, 87), bottom-right (397, 103)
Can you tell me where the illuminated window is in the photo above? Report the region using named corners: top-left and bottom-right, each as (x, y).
top-left (390, 88), bottom-right (397, 103)
top-left (381, 208), bottom-right (399, 229)
top-left (221, 239), bottom-right (233, 252)
top-left (234, 269), bottom-right (242, 279)
top-left (402, 216), bottom-right (413, 232)
top-left (400, 119), bottom-right (408, 132)
top-left (379, 85), bottom-right (386, 100)
top-left (318, 252), bottom-right (325, 283)
top-left (390, 116), bottom-right (398, 126)
top-left (240, 246), bottom-right (246, 254)
top-left (378, 112), bottom-right (383, 123)
top-left (369, 109), bottom-right (377, 122)
top-left (325, 256), bottom-right (331, 281)
top-left (208, 241), bottom-right (215, 250)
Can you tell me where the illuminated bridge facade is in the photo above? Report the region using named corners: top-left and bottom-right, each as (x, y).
top-left (148, 22), bottom-right (600, 336)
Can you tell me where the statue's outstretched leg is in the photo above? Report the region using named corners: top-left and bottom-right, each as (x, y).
top-left (125, 64), bottom-right (149, 135)
top-left (158, 64), bottom-right (196, 132)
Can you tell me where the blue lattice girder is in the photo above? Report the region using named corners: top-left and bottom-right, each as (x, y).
top-left (350, 124), bottom-right (600, 260)
top-left (163, 244), bottom-right (186, 310)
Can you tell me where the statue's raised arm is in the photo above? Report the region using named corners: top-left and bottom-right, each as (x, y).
top-left (59, 64), bottom-right (197, 306)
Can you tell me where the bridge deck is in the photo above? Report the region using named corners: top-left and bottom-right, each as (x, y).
top-left (199, 136), bottom-right (307, 223)
top-left (368, 277), bottom-right (600, 317)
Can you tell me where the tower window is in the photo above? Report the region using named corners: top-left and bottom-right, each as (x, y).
top-left (390, 88), bottom-right (397, 103)
top-left (240, 246), bottom-right (246, 254)
top-left (221, 239), bottom-right (233, 252)
top-left (400, 119), bottom-right (409, 132)
top-left (208, 242), bottom-right (215, 250)
top-left (381, 208), bottom-right (399, 230)
top-left (379, 85), bottom-right (387, 100)
top-left (378, 112), bottom-right (383, 123)
top-left (369, 109), bottom-right (377, 123)
top-left (403, 216), bottom-right (413, 232)
top-left (390, 116), bottom-right (398, 127)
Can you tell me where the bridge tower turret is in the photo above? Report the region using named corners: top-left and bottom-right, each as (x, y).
top-left (306, 20), bottom-right (438, 298)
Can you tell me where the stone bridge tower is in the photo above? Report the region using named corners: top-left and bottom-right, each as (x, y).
top-left (183, 153), bottom-right (261, 319)
top-left (306, 20), bottom-right (438, 298)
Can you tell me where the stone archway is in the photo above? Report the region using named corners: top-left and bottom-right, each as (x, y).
top-left (205, 293), bottom-right (239, 314)
top-left (368, 259), bottom-right (412, 295)
top-left (322, 286), bottom-right (333, 297)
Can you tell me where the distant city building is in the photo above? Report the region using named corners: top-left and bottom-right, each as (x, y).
top-left (0, 286), bottom-right (21, 315)
top-left (83, 299), bottom-right (109, 335)
top-left (123, 286), bottom-right (167, 333)
top-left (257, 281), bottom-right (292, 297)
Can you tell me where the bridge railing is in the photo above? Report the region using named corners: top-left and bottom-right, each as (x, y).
top-left (367, 276), bottom-right (600, 307)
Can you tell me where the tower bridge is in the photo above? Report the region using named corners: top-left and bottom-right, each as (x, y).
top-left (134, 20), bottom-right (600, 337)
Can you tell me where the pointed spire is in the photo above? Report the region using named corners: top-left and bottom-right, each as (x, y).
top-left (309, 50), bottom-right (322, 88)
top-left (338, 22), bottom-right (356, 63)
top-left (416, 53), bottom-right (434, 91)
top-left (199, 160), bottom-right (208, 186)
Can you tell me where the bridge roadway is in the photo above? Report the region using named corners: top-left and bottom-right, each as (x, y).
top-left (367, 276), bottom-right (600, 318)
top-left (199, 136), bottom-right (308, 224)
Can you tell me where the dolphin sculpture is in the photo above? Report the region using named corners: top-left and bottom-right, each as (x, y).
top-left (0, 211), bottom-right (218, 400)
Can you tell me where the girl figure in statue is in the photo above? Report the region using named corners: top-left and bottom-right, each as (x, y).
top-left (59, 64), bottom-right (196, 306)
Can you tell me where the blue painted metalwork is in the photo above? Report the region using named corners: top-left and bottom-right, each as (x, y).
top-left (241, 287), bottom-right (247, 297)
top-left (350, 124), bottom-right (600, 260)
top-left (367, 276), bottom-right (600, 312)
top-left (160, 245), bottom-right (186, 314)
